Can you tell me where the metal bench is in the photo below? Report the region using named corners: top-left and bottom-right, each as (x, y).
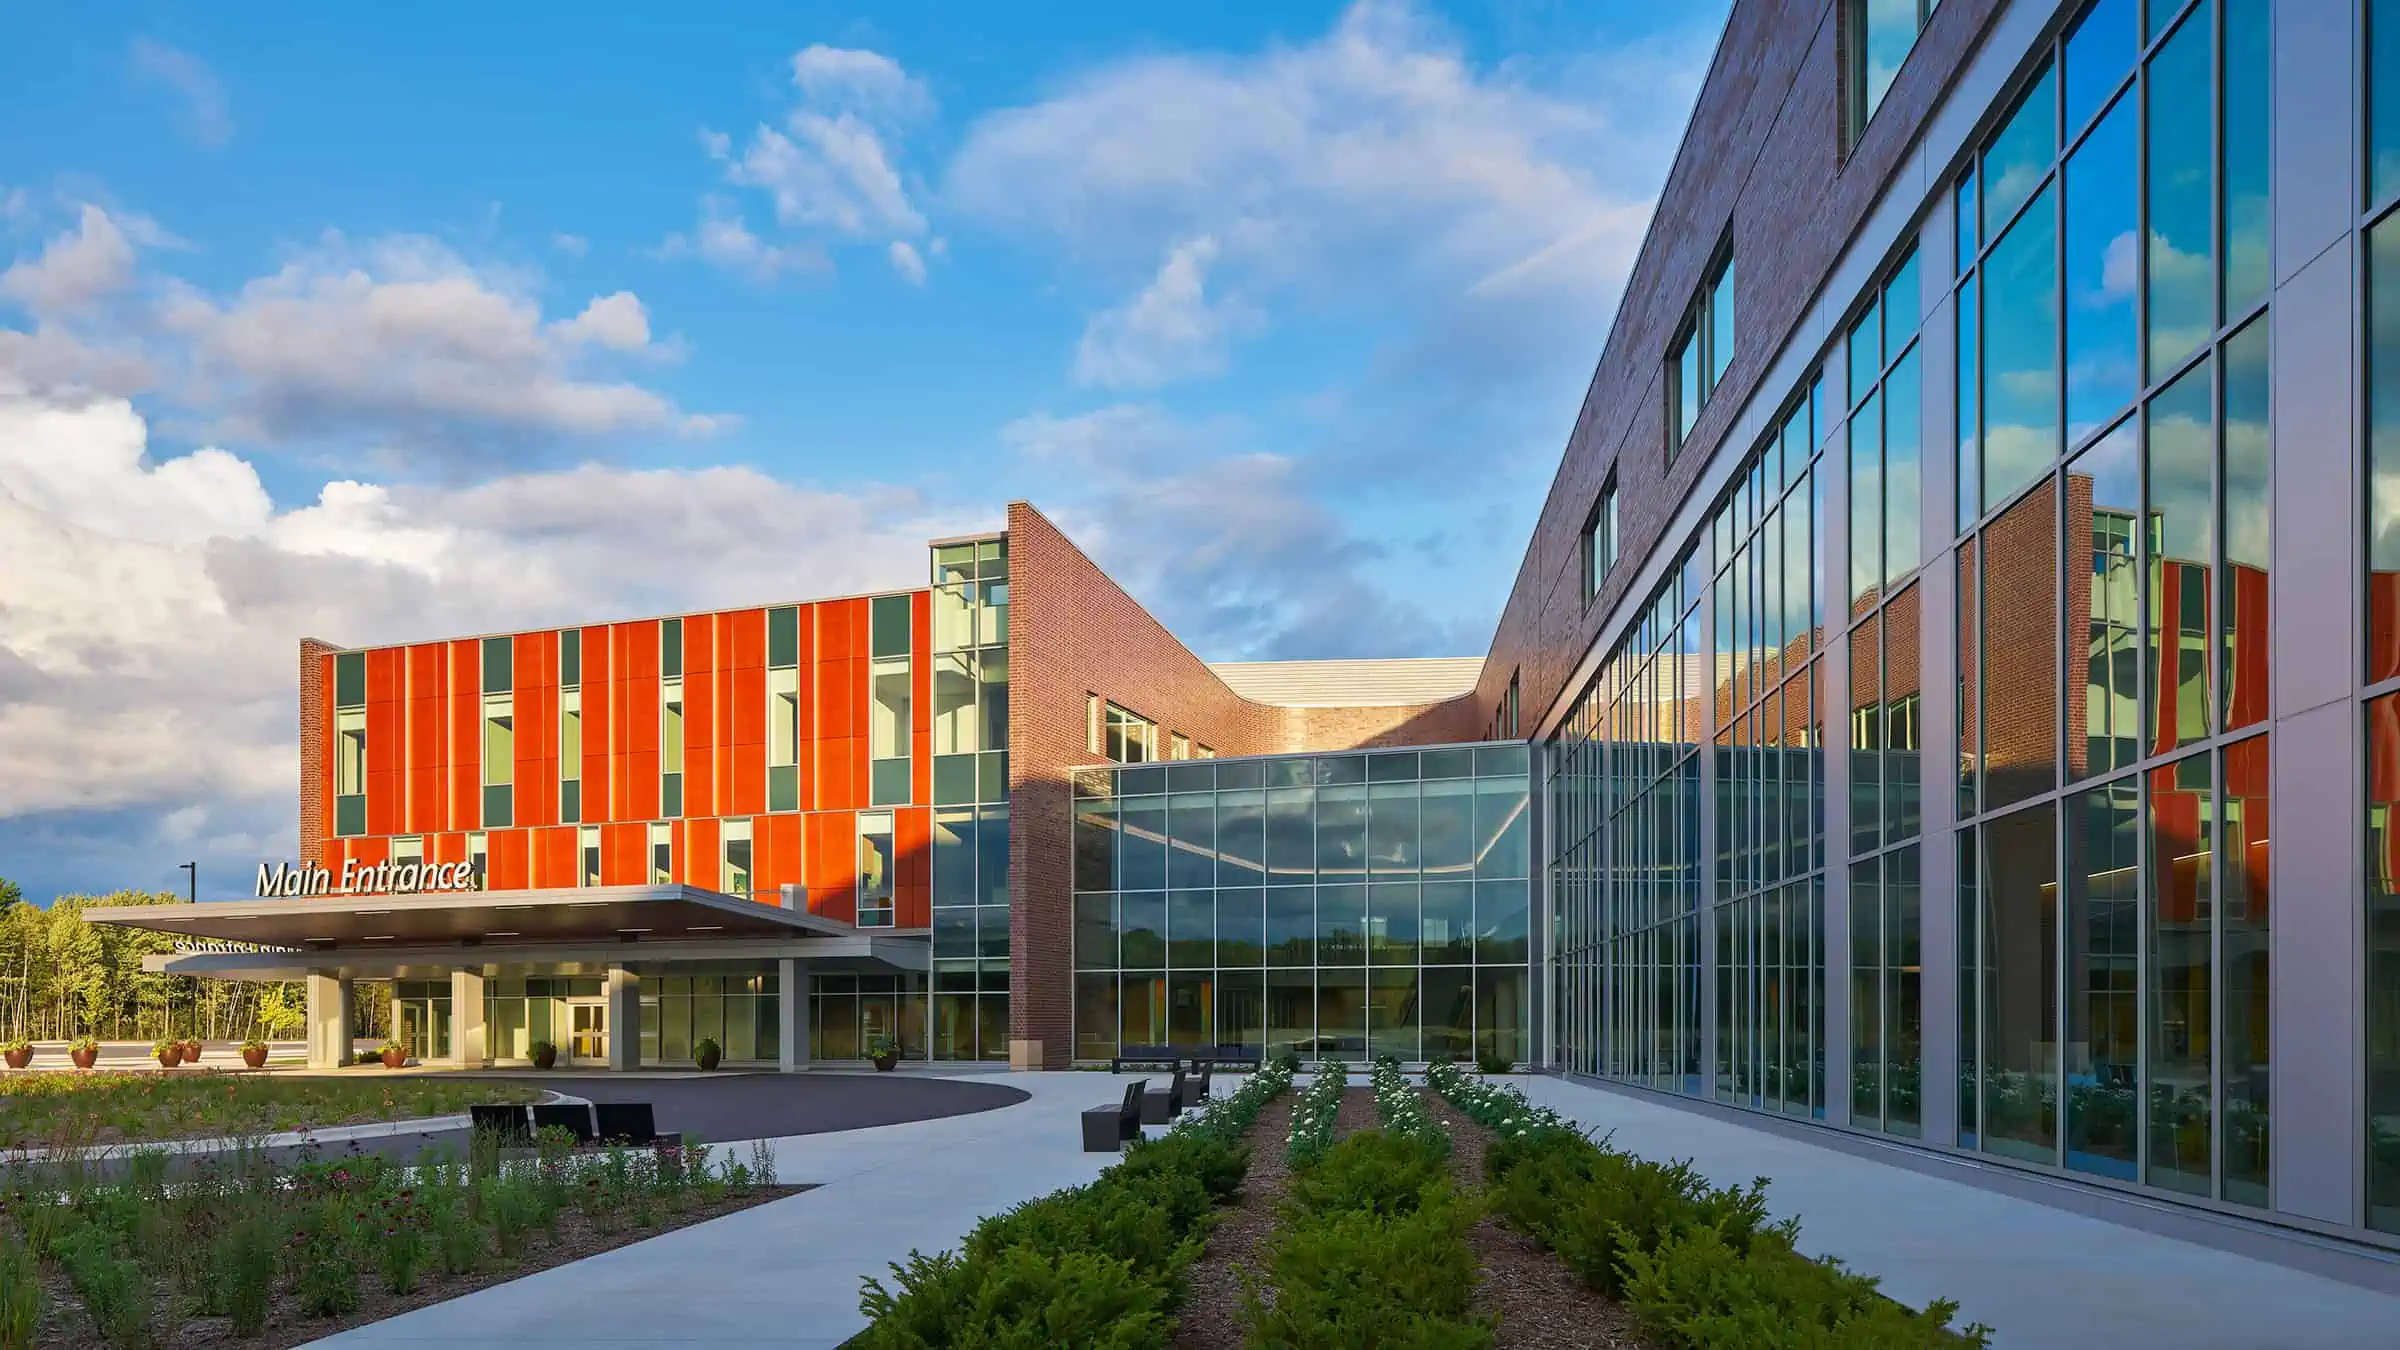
top-left (469, 1103), bottom-right (531, 1144)
top-left (1193, 1044), bottom-right (1261, 1072)
top-left (531, 1102), bottom-right (596, 1146)
top-left (594, 1101), bottom-right (659, 1145)
top-left (1082, 1078), bottom-right (1147, 1152)
top-left (1181, 1062), bottom-right (1212, 1109)
top-left (1110, 1043), bottom-right (1182, 1073)
top-left (1140, 1065), bottom-right (1188, 1125)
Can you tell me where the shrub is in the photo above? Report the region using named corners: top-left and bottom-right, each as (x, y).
top-left (1287, 1062), bottom-right (1347, 1168)
top-left (694, 1037), bottom-right (723, 1071)
top-left (292, 1197), bottom-right (363, 1317)
top-left (1240, 1195), bottom-right (1491, 1349)
top-left (856, 1243), bottom-right (1173, 1348)
top-left (0, 1232), bottom-right (43, 1350)
top-left (1369, 1056), bottom-right (1448, 1159)
top-left (353, 1049), bottom-right (381, 1065)
top-left (1618, 1223), bottom-right (1985, 1350)
top-left (1, 1036), bottom-right (29, 1055)
top-left (69, 1035), bottom-right (98, 1054)
top-left (431, 1194), bottom-right (484, 1277)
top-left (238, 1037), bottom-right (266, 1054)
top-left (1475, 1051), bottom-right (1514, 1075)
top-left (376, 1191), bottom-right (430, 1294)
top-left (378, 1040), bottom-right (406, 1059)
top-left (218, 1214), bottom-right (278, 1337)
top-left (57, 1228), bottom-right (152, 1349)
top-left (1285, 1129), bottom-right (1451, 1220)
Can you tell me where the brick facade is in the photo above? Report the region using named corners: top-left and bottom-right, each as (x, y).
top-left (299, 637), bottom-right (336, 868)
top-left (1004, 501), bottom-right (1482, 1068)
top-left (1474, 0), bottom-right (2006, 738)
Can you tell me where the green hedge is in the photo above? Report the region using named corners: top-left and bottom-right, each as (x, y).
top-left (1285, 1061), bottom-right (1346, 1168)
top-left (854, 1061), bottom-right (1292, 1347)
top-left (1425, 1064), bottom-right (1991, 1350)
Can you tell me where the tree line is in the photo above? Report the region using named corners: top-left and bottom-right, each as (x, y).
top-left (0, 879), bottom-right (309, 1043)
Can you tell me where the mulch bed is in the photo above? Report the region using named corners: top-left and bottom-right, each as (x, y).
top-left (1427, 1091), bottom-right (1659, 1350)
top-left (21, 1182), bottom-right (812, 1349)
top-left (1173, 1082), bottom-right (1379, 1349)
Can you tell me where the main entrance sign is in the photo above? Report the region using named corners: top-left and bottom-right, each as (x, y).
top-left (254, 859), bottom-right (480, 899)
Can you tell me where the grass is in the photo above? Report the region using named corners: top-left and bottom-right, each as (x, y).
top-left (0, 1072), bottom-right (543, 1150)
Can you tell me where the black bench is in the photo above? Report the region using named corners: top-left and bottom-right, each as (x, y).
top-left (469, 1103), bottom-right (531, 1144)
top-left (1182, 1062), bottom-right (1211, 1109)
top-left (594, 1101), bottom-right (659, 1145)
top-left (1193, 1044), bottom-right (1261, 1072)
top-left (1140, 1066), bottom-right (1188, 1125)
top-left (1110, 1043), bottom-right (1182, 1073)
top-left (531, 1102), bottom-right (596, 1146)
top-left (1082, 1078), bottom-right (1147, 1152)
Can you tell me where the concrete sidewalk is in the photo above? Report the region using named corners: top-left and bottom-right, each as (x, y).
top-left (308, 1070), bottom-right (1173, 1349)
top-left (1514, 1075), bottom-right (2400, 1350)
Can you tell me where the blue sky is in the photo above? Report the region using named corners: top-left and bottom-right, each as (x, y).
top-left (0, 0), bottom-right (1724, 904)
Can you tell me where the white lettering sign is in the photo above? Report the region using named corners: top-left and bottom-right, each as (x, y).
top-left (253, 860), bottom-right (480, 899)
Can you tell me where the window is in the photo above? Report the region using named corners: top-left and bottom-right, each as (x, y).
top-left (1844, 0), bottom-right (1938, 147)
top-left (649, 822), bottom-right (672, 885)
top-left (858, 811), bottom-right (896, 927)
top-left (468, 831), bottom-right (488, 890)
top-left (722, 819), bottom-right (752, 896)
top-left (1489, 671), bottom-right (1520, 741)
top-left (870, 594), bottom-right (913, 806)
top-left (1670, 248), bottom-right (1735, 452)
top-left (1581, 476), bottom-right (1619, 606)
top-left (333, 652), bottom-right (366, 837)
top-left (481, 693), bottom-right (514, 828)
top-left (578, 825), bottom-right (600, 888)
top-left (1103, 702), bottom-right (1156, 763)
top-left (1171, 733), bottom-right (1191, 761)
top-left (661, 620), bottom-right (683, 817)
top-left (1196, 745), bottom-right (1216, 759)
top-left (559, 687), bottom-right (582, 823)
top-left (769, 667), bottom-right (801, 812)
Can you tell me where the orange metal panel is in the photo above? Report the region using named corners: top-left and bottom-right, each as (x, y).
top-left (760, 813), bottom-right (804, 899)
top-left (581, 626), bottom-right (612, 822)
top-left (449, 640), bottom-right (481, 832)
top-left (895, 806), bottom-right (930, 928)
top-left (489, 828), bottom-right (529, 891)
top-left (531, 826), bottom-right (575, 888)
top-left (727, 606), bottom-right (766, 670)
top-left (406, 644), bottom-right (444, 835)
top-left (365, 648), bottom-right (405, 837)
top-left (686, 817), bottom-right (720, 891)
top-left (346, 836), bottom-right (389, 869)
top-left (730, 661), bottom-right (766, 816)
top-left (619, 623), bottom-right (661, 823)
top-left (685, 613), bottom-right (717, 818)
top-left (912, 591), bottom-right (932, 803)
top-left (601, 822), bottom-right (644, 886)
top-left (669, 820), bottom-right (686, 885)
top-left (514, 632), bottom-right (556, 830)
top-left (807, 811), bottom-right (858, 924)
top-left (431, 832), bottom-right (466, 866)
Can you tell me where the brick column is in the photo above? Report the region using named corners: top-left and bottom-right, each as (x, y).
top-left (299, 638), bottom-right (338, 867)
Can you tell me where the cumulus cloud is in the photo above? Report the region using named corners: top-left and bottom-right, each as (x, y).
top-left (551, 232), bottom-right (589, 257)
top-left (0, 391), bottom-right (970, 900)
top-left (551, 291), bottom-right (651, 351)
top-left (678, 46), bottom-right (934, 284)
top-left (130, 38), bottom-right (233, 147)
top-left (658, 196), bottom-right (818, 282)
top-left (1074, 236), bottom-right (1257, 388)
top-left (0, 205), bottom-right (139, 316)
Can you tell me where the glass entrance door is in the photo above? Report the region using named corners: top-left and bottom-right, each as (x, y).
top-left (568, 1000), bottom-right (607, 1064)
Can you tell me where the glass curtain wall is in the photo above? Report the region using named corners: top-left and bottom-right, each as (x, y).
top-left (1953, 0), bottom-right (2272, 1208)
top-left (1072, 745), bottom-right (1532, 1065)
top-left (810, 972), bottom-right (928, 1061)
top-left (637, 966), bottom-right (780, 1066)
top-left (930, 535), bottom-right (1011, 1059)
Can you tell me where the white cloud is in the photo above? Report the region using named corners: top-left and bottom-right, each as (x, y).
top-left (947, 0), bottom-right (1700, 386)
top-left (552, 232), bottom-right (589, 257)
top-left (790, 45), bottom-right (932, 122)
top-left (0, 391), bottom-right (970, 888)
top-left (659, 197), bottom-right (818, 282)
top-left (888, 239), bottom-right (926, 286)
top-left (551, 291), bottom-right (651, 351)
top-left (130, 37), bottom-right (233, 147)
top-left (728, 113), bottom-right (925, 239)
top-left (1074, 235), bottom-right (1255, 388)
top-left (150, 234), bottom-right (715, 451)
top-left (0, 205), bottom-right (138, 316)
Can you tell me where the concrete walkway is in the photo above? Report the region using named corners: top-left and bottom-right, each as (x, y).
top-left (1514, 1075), bottom-right (2400, 1350)
top-left (309, 1070), bottom-right (1167, 1349)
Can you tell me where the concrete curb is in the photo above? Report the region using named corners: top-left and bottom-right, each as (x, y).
top-left (2, 1090), bottom-right (584, 1162)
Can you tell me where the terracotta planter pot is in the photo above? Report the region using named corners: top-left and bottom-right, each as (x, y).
top-left (381, 1048), bottom-right (407, 1069)
top-left (241, 1045), bottom-right (268, 1069)
top-left (181, 1040), bottom-right (204, 1063)
top-left (3, 1047), bottom-right (30, 1070)
top-left (156, 1046), bottom-right (182, 1068)
top-left (70, 1047), bottom-right (97, 1070)
top-left (871, 1052), bottom-right (899, 1072)
top-left (531, 1044), bottom-right (557, 1070)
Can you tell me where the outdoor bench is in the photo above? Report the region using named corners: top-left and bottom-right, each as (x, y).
top-left (1082, 1078), bottom-right (1147, 1151)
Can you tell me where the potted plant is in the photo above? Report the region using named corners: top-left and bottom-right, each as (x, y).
top-left (529, 1040), bottom-right (557, 1070)
top-left (868, 1034), bottom-right (900, 1073)
top-left (379, 1040), bottom-right (408, 1069)
top-left (239, 1037), bottom-right (269, 1069)
top-left (153, 1037), bottom-right (183, 1068)
top-left (181, 1037), bottom-right (205, 1063)
top-left (69, 1035), bottom-right (99, 1070)
top-left (694, 1037), bottom-right (722, 1072)
top-left (2, 1038), bottom-right (29, 1070)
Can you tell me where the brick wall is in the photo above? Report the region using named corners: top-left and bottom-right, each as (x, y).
top-left (299, 638), bottom-right (336, 867)
top-left (1004, 501), bottom-right (1481, 1067)
top-left (1475, 0), bottom-right (2008, 739)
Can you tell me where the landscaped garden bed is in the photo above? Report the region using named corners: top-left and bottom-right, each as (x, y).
top-left (1425, 1063), bottom-right (1993, 1349)
top-left (851, 1058), bottom-right (1295, 1347)
top-left (0, 1072), bottom-right (544, 1151)
top-left (1, 1130), bottom-right (802, 1348)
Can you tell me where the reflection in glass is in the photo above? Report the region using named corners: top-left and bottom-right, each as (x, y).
top-left (1851, 297), bottom-right (1882, 412)
top-left (1852, 609), bottom-right (1882, 856)
top-left (1983, 480), bottom-right (2060, 810)
top-left (2370, 697), bottom-right (2400, 1232)
top-left (1959, 275), bottom-right (1981, 529)
top-left (1958, 543), bottom-right (1980, 817)
top-left (1984, 63), bottom-right (2056, 236)
top-left (2147, 753), bottom-right (2213, 1195)
top-left (1982, 803), bottom-right (2059, 1164)
top-left (1168, 890), bottom-right (1213, 969)
top-left (1368, 784), bottom-right (1420, 875)
top-left (1985, 183), bottom-right (2060, 506)
top-left (2223, 0), bottom-right (2268, 314)
top-left (1885, 846), bottom-right (1922, 1137)
top-left (1885, 346), bottom-right (1922, 589)
top-left (1266, 787), bottom-right (1315, 877)
top-left (2067, 779), bottom-right (2139, 1179)
top-left (2064, 93), bottom-right (2137, 440)
top-left (1960, 824), bottom-right (1982, 1146)
top-left (1851, 858), bottom-right (1882, 1128)
top-left (1317, 785), bottom-right (1367, 879)
top-left (1217, 790), bottom-right (1266, 883)
top-left (1266, 887), bottom-right (1313, 966)
top-left (1317, 969), bottom-right (1366, 1061)
top-left (2146, 1), bottom-right (2214, 379)
top-left (1118, 796), bottom-right (1164, 890)
top-left (2222, 734), bottom-right (2269, 1205)
top-left (1884, 586), bottom-right (1921, 841)
top-left (1267, 969), bottom-right (1313, 1058)
top-left (1170, 794), bottom-right (1216, 889)
top-left (1852, 389), bottom-right (1884, 609)
top-left (1368, 968), bottom-right (1421, 1062)
top-left (2377, 0), bottom-right (2400, 207)
top-left (1369, 883), bottom-right (1420, 965)
top-left (1215, 889), bottom-right (1264, 968)
top-left (1316, 884), bottom-right (1365, 966)
top-left (2222, 321), bottom-right (2270, 731)
top-left (2374, 217), bottom-right (2400, 684)
top-left (2076, 419), bottom-right (2143, 780)
top-left (2147, 360), bottom-right (2215, 753)
top-left (2062, 0), bottom-right (2134, 136)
